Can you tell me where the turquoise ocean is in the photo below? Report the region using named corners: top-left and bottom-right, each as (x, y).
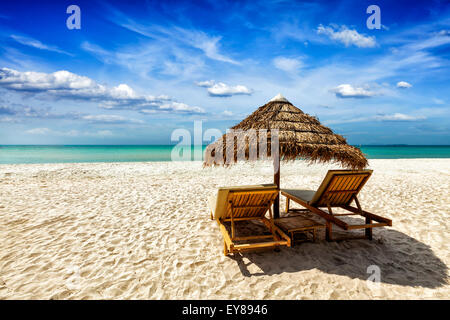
top-left (0, 145), bottom-right (449, 164)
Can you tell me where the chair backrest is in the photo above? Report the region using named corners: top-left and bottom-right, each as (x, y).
top-left (213, 184), bottom-right (278, 220)
top-left (310, 170), bottom-right (373, 207)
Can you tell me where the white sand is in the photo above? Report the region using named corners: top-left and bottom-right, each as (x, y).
top-left (0, 159), bottom-right (448, 299)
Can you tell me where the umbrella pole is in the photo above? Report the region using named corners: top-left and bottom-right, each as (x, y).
top-left (273, 152), bottom-right (280, 219)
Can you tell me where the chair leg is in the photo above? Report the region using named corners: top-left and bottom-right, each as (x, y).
top-left (285, 197), bottom-right (290, 213)
top-left (289, 232), bottom-right (294, 247)
top-left (268, 206), bottom-right (275, 235)
top-left (230, 205), bottom-right (235, 240)
top-left (223, 241), bottom-right (229, 256)
top-left (365, 217), bottom-right (373, 240)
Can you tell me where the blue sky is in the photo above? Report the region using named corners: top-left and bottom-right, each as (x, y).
top-left (0, 0), bottom-right (449, 145)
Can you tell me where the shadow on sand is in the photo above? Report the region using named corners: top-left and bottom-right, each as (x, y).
top-left (229, 219), bottom-right (448, 289)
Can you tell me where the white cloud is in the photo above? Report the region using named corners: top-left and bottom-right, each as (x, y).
top-left (396, 81), bottom-right (412, 89)
top-left (10, 35), bottom-right (73, 56)
top-left (0, 68), bottom-right (98, 92)
top-left (331, 84), bottom-right (376, 98)
top-left (222, 110), bottom-right (233, 116)
top-left (273, 57), bottom-right (303, 73)
top-left (97, 130), bottom-right (113, 136)
top-left (109, 84), bottom-right (137, 99)
top-left (374, 113), bottom-right (425, 121)
top-left (0, 116), bottom-right (17, 123)
top-left (195, 80), bottom-right (215, 87)
top-left (81, 42), bottom-right (113, 61)
top-left (0, 101), bottom-right (149, 124)
top-left (0, 68), bottom-right (204, 114)
top-left (25, 127), bottom-right (116, 137)
top-left (185, 31), bottom-right (240, 65)
top-left (325, 112), bottom-right (426, 125)
top-left (115, 18), bottom-right (240, 65)
top-left (26, 127), bottom-right (51, 135)
top-left (195, 80), bottom-right (252, 97)
top-left (82, 40), bottom-right (206, 81)
top-left (208, 83), bottom-right (252, 97)
top-left (432, 98), bottom-right (445, 105)
top-left (81, 114), bottom-right (144, 124)
top-left (317, 25), bottom-right (376, 48)
top-left (159, 102), bottom-right (205, 114)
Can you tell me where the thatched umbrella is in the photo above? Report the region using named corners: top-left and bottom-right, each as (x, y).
top-left (204, 94), bottom-right (368, 218)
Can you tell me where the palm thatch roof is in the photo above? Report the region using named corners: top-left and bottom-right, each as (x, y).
top-left (204, 94), bottom-right (368, 169)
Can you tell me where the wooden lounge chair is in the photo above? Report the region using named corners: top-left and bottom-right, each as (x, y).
top-left (208, 184), bottom-right (291, 255)
top-left (281, 170), bottom-right (392, 241)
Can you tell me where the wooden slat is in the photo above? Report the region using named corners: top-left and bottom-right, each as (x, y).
top-left (334, 174), bottom-right (350, 191)
top-left (318, 173), bottom-right (370, 206)
top-left (253, 194), bottom-right (265, 217)
top-left (333, 176), bottom-right (352, 203)
top-left (337, 176), bottom-right (358, 203)
top-left (325, 176), bottom-right (340, 204)
top-left (341, 191), bottom-right (354, 205)
top-left (338, 191), bottom-right (354, 205)
top-left (260, 217), bottom-right (291, 245)
top-left (328, 175), bottom-right (341, 191)
top-left (252, 194), bottom-right (265, 217)
top-left (318, 175), bottom-right (339, 205)
top-left (243, 195), bottom-right (252, 217)
top-left (235, 194), bottom-right (243, 217)
top-left (236, 194), bottom-right (246, 218)
top-left (282, 194), bottom-right (349, 230)
top-left (233, 240), bottom-right (288, 251)
top-left (247, 193), bottom-right (258, 216)
top-left (341, 205), bottom-right (392, 226)
top-left (333, 175), bottom-right (355, 204)
top-left (233, 235), bottom-right (274, 241)
top-left (230, 190), bottom-right (278, 196)
top-left (347, 176), bottom-right (364, 202)
top-left (350, 175), bottom-right (371, 205)
top-left (346, 222), bottom-right (388, 230)
top-left (325, 190), bottom-right (359, 194)
top-left (257, 194), bottom-right (268, 216)
top-left (349, 175), bottom-right (364, 190)
top-left (231, 204), bottom-right (270, 209)
top-left (356, 175), bottom-right (370, 191)
top-left (226, 201), bottom-right (232, 219)
top-left (223, 217), bottom-right (265, 222)
top-left (275, 216), bottom-right (325, 232)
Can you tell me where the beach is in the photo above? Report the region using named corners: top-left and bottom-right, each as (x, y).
top-left (0, 159), bottom-right (449, 299)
